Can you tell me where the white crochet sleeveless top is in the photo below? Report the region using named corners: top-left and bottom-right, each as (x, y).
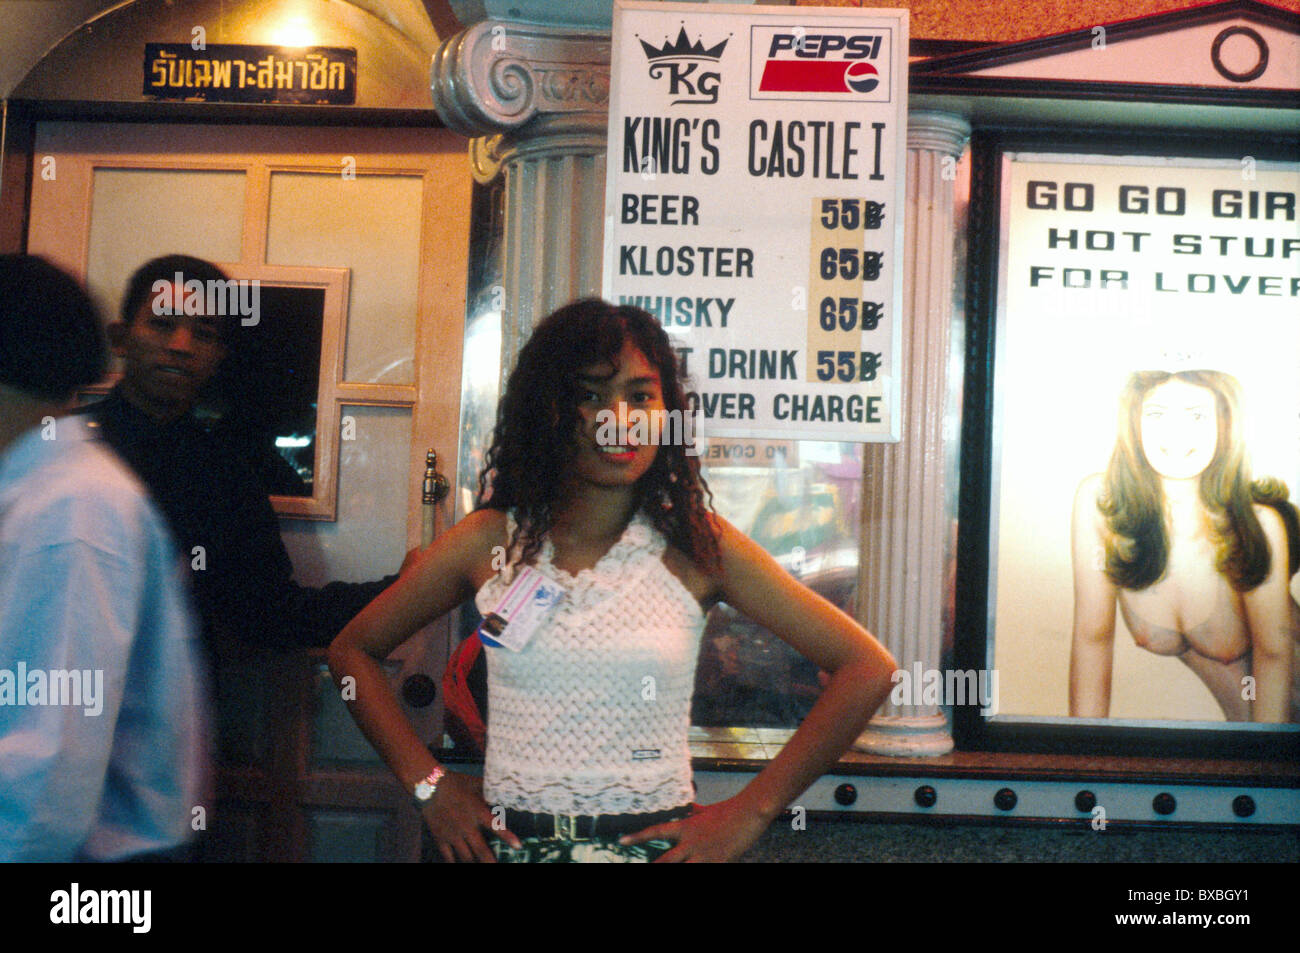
top-left (475, 510), bottom-right (705, 815)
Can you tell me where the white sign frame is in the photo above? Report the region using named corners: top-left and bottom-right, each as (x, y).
top-left (602, 0), bottom-right (909, 443)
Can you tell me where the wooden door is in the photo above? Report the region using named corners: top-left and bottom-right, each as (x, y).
top-left (27, 121), bottom-right (472, 861)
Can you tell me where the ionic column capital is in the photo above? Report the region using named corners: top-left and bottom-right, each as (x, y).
top-left (907, 110), bottom-right (970, 157)
top-left (432, 19), bottom-right (611, 138)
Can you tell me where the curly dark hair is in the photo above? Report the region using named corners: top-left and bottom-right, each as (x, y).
top-left (478, 298), bottom-right (719, 571)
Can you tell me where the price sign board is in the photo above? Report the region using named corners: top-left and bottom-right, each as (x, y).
top-left (603, 1), bottom-right (908, 442)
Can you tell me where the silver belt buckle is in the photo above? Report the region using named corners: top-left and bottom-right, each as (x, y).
top-left (554, 813), bottom-right (578, 840)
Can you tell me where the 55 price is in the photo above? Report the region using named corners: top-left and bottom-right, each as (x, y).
top-left (819, 296), bottom-right (882, 332)
top-left (815, 350), bottom-right (882, 383)
top-left (819, 199), bottom-right (886, 230)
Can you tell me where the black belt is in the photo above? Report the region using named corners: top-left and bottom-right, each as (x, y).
top-left (502, 805), bottom-right (692, 840)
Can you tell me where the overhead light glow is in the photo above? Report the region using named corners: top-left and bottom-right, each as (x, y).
top-left (271, 15), bottom-right (316, 48)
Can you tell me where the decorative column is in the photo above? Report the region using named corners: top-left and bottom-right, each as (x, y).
top-left (854, 111), bottom-right (970, 756)
top-left (432, 17), bottom-right (611, 382)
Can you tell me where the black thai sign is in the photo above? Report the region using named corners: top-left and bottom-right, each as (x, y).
top-left (143, 44), bottom-right (357, 104)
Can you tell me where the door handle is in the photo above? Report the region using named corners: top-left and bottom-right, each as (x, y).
top-left (423, 449), bottom-right (450, 505)
top-left (422, 449), bottom-right (450, 548)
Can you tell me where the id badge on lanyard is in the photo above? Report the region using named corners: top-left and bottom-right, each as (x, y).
top-left (478, 565), bottom-right (565, 652)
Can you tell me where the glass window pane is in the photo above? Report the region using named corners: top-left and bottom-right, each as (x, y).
top-left (267, 171), bottom-right (422, 385)
top-left (282, 405), bottom-right (411, 581)
top-left (86, 167), bottom-right (245, 325)
top-left (693, 443), bottom-right (862, 728)
top-left (210, 286), bottom-right (325, 497)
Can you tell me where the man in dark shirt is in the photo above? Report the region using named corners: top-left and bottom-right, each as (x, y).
top-left (83, 255), bottom-right (401, 663)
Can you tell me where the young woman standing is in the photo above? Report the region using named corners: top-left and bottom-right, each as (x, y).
top-left (329, 299), bottom-right (896, 861)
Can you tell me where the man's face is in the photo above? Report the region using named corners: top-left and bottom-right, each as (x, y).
top-left (112, 282), bottom-right (225, 421)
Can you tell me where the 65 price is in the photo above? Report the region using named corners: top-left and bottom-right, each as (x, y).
top-left (815, 350), bottom-right (882, 383)
top-left (819, 247), bottom-right (884, 281)
top-left (819, 296), bottom-right (882, 332)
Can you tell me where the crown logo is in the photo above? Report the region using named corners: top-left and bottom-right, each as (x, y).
top-left (638, 26), bottom-right (729, 63)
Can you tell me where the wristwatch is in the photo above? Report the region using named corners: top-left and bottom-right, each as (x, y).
top-left (413, 766), bottom-right (446, 805)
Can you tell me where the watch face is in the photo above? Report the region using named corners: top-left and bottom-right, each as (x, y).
top-left (414, 768), bottom-right (442, 802)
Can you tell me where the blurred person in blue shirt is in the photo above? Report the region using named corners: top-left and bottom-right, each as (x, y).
top-left (0, 254), bottom-right (208, 861)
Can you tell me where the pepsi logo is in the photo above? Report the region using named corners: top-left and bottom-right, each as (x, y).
top-left (845, 61), bottom-right (879, 93)
top-left (753, 29), bottom-right (888, 97)
top-left (758, 58), bottom-right (881, 94)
